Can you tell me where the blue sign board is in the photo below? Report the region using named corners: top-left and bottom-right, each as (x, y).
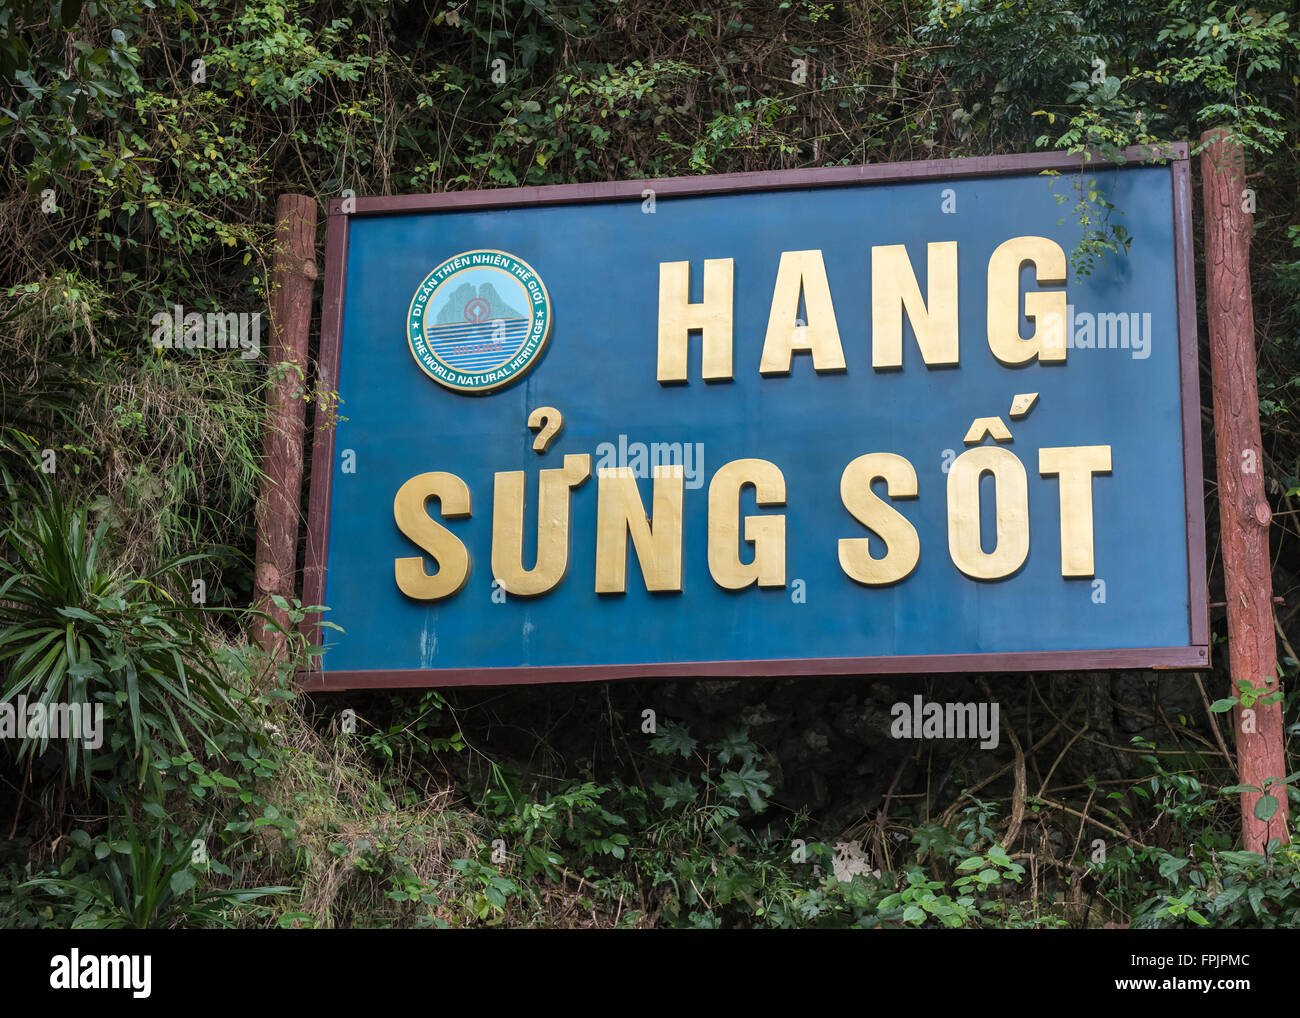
top-left (304, 149), bottom-right (1207, 688)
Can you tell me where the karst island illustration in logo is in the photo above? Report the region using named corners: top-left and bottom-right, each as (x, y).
top-left (406, 249), bottom-right (552, 393)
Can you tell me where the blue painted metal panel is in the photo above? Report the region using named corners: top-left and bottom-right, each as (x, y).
top-left (320, 165), bottom-right (1191, 674)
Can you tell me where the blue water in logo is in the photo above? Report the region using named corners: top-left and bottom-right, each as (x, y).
top-left (425, 320), bottom-right (531, 371)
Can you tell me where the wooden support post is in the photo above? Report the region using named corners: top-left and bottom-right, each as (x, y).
top-left (254, 193), bottom-right (318, 664)
top-left (1201, 128), bottom-right (1289, 850)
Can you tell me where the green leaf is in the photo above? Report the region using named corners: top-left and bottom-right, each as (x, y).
top-left (651, 777), bottom-right (697, 810)
top-left (170, 868), bottom-right (197, 897)
top-left (712, 728), bottom-right (757, 765)
top-left (717, 760), bottom-right (774, 812)
top-left (648, 719), bottom-right (697, 759)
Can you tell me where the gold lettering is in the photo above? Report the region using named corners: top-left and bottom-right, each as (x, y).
top-left (595, 466), bottom-right (684, 593)
top-left (657, 259), bottom-right (734, 382)
top-left (491, 454), bottom-right (591, 596)
top-left (838, 453), bottom-right (920, 585)
top-left (708, 458), bottom-right (787, 589)
top-left (1039, 445), bottom-right (1112, 577)
top-left (871, 242), bottom-right (959, 369)
top-left (759, 250), bottom-right (846, 375)
top-left (393, 472), bottom-right (471, 600)
top-left (987, 236), bottom-right (1068, 365)
top-left (947, 446), bottom-right (1029, 580)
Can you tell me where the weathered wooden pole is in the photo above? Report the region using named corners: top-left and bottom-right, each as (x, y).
top-left (1201, 128), bottom-right (1289, 850)
top-left (254, 193), bottom-right (318, 664)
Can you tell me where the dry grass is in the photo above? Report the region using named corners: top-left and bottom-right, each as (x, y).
top-left (220, 658), bottom-right (618, 928)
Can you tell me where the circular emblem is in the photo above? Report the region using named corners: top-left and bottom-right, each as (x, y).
top-left (406, 249), bottom-right (552, 393)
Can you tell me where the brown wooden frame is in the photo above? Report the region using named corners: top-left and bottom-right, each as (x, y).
top-left (300, 143), bottom-right (1209, 691)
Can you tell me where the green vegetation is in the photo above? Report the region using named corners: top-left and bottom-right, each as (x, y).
top-left (2, 0), bottom-right (1299, 928)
